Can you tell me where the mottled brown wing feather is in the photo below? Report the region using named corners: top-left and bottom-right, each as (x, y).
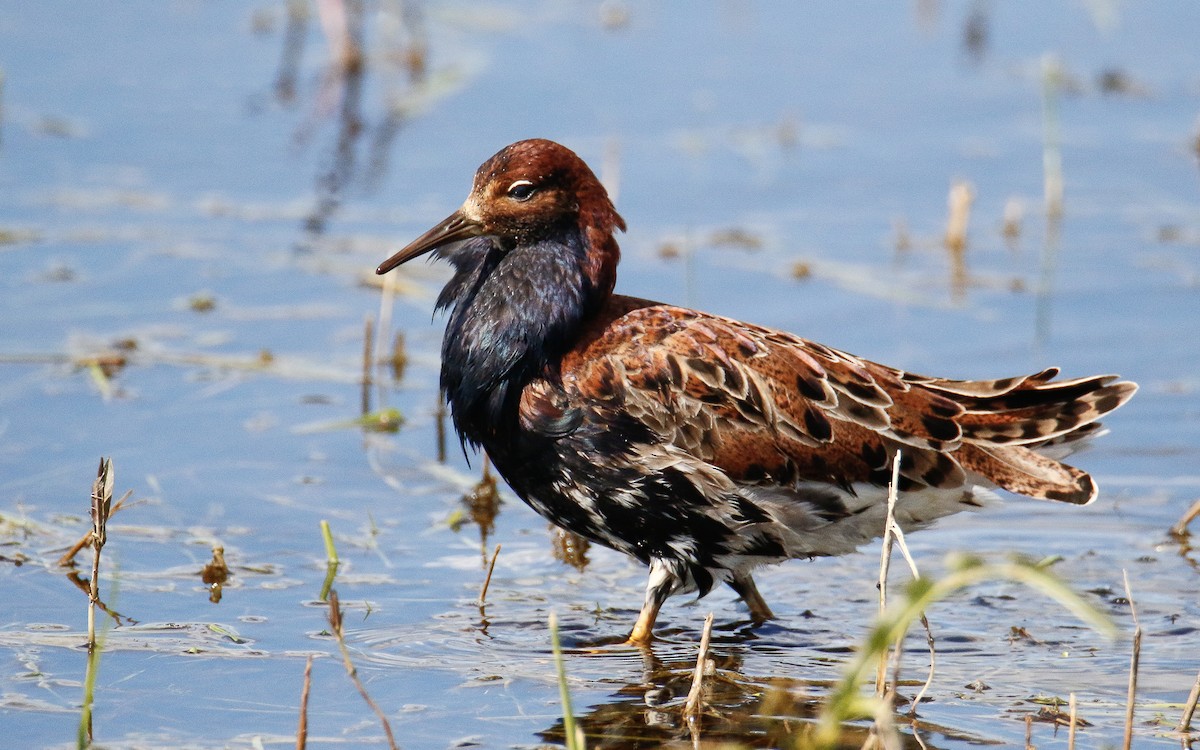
top-left (557, 296), bottom-right (1136, 505)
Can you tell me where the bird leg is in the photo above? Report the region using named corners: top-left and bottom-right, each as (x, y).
top-left (728, 572), bottom-right (775, 624)
top-left (627, 559), bottom-right (675, 646)
top-left (627, 602), bottom-right (661, 646)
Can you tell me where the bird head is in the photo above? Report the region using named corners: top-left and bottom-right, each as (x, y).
top-left (376, 139), bottom-right (625, 277)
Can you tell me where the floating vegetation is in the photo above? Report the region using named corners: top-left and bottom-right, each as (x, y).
top-left (0, 225), bottom-right (40, 245)
top-left (188, 292), bottom-right (217, 313)
top-left (388, 330), bottom-right (407, 382)
top-left (356, 406), bottom-right (403, 432)
top-left (200, 546), bottom-right (229, 604)
top-left (551, 527), bottom-right (590, 571)
top-left (708, 227), bottom-right (763, 251)
top-left (462, 462), bottom-right (500, 551)
top-left (1097, 68), bottom-right (1152, 98)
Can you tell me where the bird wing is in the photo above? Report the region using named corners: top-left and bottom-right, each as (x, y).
top-left (542, 298), bottom-right (1134, 505)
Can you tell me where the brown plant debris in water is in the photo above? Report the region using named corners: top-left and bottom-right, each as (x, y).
top-left (657, 241), bottom-right (681, 259)
top-left (75, 352), bottom-right (128, 379)
top-left (1002, 196), bottom-right (1023, 248)
top-left (0, 225), bottom-right (41, 245)
top-left (1032, 703), bottom-right (1091, 727)
top-left (1008, 625), bottom-right (1045, 645)
top-left (389, 330), bottom-right (407, 382)
top-left (1170, 498), bottom-right (1200, 538)
top-left (189, 292), bottom-right (217, 312)
top-left (463, 463), bottom-right (500, 549)
top-left (708, 227), bottom-right (762, 251)
top-left (1097, 68), bottom-right (1152, 98)
top-left (551, 527), bottom-right (591, 571)
top-left (893, 216), bottom-right (912, 253)
top-left (201, 545), bottom-right (229, 604)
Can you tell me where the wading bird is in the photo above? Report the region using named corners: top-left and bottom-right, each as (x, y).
top-left (376, 139), bottom-right (1136, 645)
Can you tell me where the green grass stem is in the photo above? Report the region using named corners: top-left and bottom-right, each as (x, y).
top-left (549, 612), bottom-right (585, 750)
top-left (812, 553), bottom-right (1114, 748)
top-left (320, 520), bottom-right (338, 564)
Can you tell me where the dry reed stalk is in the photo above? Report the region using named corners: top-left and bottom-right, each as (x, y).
top-left (1067, 692), bottom-right (1077, 749)
top-left (1121, 570), bottom-right (1140, 750)
top-left (944, 180), bottom-right (974, 296)
top-left (1024, 714), bottom-right (1033, 749)
top-left (874, 451), bottom-right (936, 717)
top-left (874, 452), bottom-right (901, 698)
top-left (361, 315), bottom-right (374, 416)
top-left (1170, 498), bottom-right (1200, 538)
top-left (1041, 54), bottom-right (1064, 219)
top-left (435, 394), bottom-right (448, 463)
top-left (683, 612), bottom-right (715, 727)
top-left (479, 543), bottom-right (501, 604)
top-left (375, 226), bottom-right (398, 354)
top-left (1035, 55), bottom-right (1065, 345)
top-left (888, 520), bottom-right (935, 715)
top-left (601, 137), bottom-right (621, 207)
top-left (296, 655), bottom-right (313, 750)
top-left (79, 458), bottom-right (115, 747)
top-left (1178, 668), bottom-right (1200, 733)
top-left (1002, 197), bottom-right (1023, 247)
top-left (58, 490), bottom-right (131, 568)
top-left (910, 723), bottom-right (929, 750)
top-left (328, 590), bottom-right (398, 750)
top-left (389, 331), bottom-right (407, 382)
top-left (88, 459), bottom-right (114, 650)
top-left (369, 253), bottom-right (404, 407)
top-left (869, 703), bottom-right (901, 750)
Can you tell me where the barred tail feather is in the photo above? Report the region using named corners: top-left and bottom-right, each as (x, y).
top-left (958, 443), bottom-right (1096, 505)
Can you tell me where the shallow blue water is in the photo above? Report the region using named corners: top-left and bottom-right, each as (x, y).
top-left (2, 2), bottom-right (1199, 748)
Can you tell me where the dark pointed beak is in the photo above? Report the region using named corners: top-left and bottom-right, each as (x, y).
top-left (376, 210), bottom-right (485, 275)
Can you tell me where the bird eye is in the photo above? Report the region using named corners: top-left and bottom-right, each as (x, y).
top-left (507, 180), bottom-right (536, 201)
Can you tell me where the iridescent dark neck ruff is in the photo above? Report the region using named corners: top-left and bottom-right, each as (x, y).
top-left (376, 138), bottom-right (1137, 645)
